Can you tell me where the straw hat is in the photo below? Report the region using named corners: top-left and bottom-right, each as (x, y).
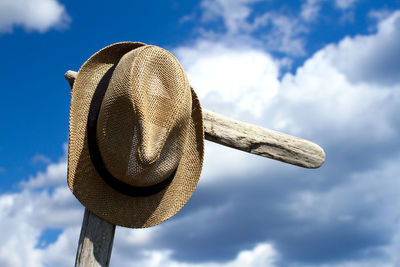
top-left (68, 42), bottom-right (204, 228)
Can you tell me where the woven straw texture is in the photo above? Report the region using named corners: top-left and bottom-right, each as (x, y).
top-left (68, 42), bottom-right (204, 228)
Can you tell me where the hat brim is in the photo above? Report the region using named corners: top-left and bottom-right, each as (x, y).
top-left (68, 42), bottom-right (204, 228)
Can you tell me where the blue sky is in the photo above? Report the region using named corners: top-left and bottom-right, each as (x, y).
top-left (1, 0), bottom-right (400, 266)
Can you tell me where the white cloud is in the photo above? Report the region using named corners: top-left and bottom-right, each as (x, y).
top-left (0, 153), bottom-right (82, 267)
top-left (0, 0), bottom-right (70, 33)
top-left (200, 0), bottom-right (261, 35)
top-left (325, 10), bottom-right (400, 86)
top-left (259, 12), bottom-right (307, 56)
top-left (0, 186), bottom-right (82, 267)
top-left (277, 46), bottom-right (398, 142)
top-left (301, 0), bottom-right (323, 22)
top-left (21, 158), bottom-right (67, 188)
top-left (335, 0), bottom-right (359, 9)
top-left (112, 242), bottom-right (278, 267)
top-left (176, 41), bottom-right (280, 118)
top-left (39, 227), bottom-right (81, 267)
top-left (0, 193), bottom-right (41, 267)
top-left (286, 152), bottom-right (400, 226)
top-left (31, 154), bottom-right (52, 165)
top-left (198, 0), bottom-right (307, 56)
top-left (115, 226), bottom-right (160, 248)
top-left (368, 9), bottom-right (393, 22)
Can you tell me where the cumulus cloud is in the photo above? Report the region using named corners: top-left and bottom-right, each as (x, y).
top-left (301, 0), bottom-right (323, 22)
top-left (21, 159), bottom-right (67, 188)
top-left (175, 41), bottom-right (280, 118)
top-left (0, 0), bottom-right (70, 33)
top-left (257, 12), bottom-right (308, 56)
top-left (198, 0), bottom-right (307, 56)
top-left (0, 159), bottom-right (82, 267)
top-left (196, 0), bottom-right (370, 58)
top-left (112, 242), bottom-right (279, 267)
top-left (301, 0), bottom-right (361, 22)
top-left (325, 10), bottom-right (400, 86)
top-left (200, 0), bottom-right (261, 35)
top-left (335, 0), bottom-right (359, 10)
top-left (0, 143), bottom-right (83, 267)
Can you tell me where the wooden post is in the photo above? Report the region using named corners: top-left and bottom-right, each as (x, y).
top-left (75, 209), bottom-right (115, 267)
top-left (65, 70), bottom-right (325, 266)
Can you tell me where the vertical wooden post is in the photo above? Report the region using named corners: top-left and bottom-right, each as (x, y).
top-left (74, 208), bottom-right (116, 267)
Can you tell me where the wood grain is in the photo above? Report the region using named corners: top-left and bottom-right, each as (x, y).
top-left (75, 208), bottom-right (115, 267)
top-left (203, 110), bottom-right (325, 168)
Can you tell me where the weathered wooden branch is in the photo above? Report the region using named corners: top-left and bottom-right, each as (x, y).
top-left (65, 70), bottom-right (325, 169)
top-left (203, 110), bottom-right (325, 168)
top-left (75, 208), bottom-right (115, 267)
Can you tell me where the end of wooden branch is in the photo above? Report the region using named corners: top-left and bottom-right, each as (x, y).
top-left (203, 110), bottom-right (325, 169)
top-left (65, 70), bottom-right (77, 89)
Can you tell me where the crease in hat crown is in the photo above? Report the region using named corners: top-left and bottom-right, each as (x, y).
top-left (96, 45), bottom-right (193, 187)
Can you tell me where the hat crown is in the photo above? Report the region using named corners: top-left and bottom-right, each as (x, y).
top-left (96, 46), bottom-right (192, 186)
